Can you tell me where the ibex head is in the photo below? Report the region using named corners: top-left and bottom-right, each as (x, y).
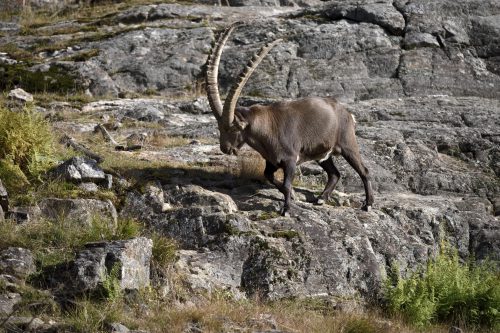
top-left (205, 22), bottom-right (281, 155)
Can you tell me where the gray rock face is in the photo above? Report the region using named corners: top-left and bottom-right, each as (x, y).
top-left (69, 237), bottom-right (153, 293)
top-left (3, 1), bottom-right (500, 101)
top-left (38, 198), bottom-right (118, 228)
top-left (125, 181), bottom-right (498, 301)
top-left (82, 27), bottom-right (213, 97)
top-left (52, 0), bottom-right (497, 101)
top-left (0, 247), bottom-right (36, 281)
top-left (52, 156), bottom-right (106, 183)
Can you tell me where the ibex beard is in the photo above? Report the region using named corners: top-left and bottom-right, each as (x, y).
top-left (205, 22), bottom-right (374, 216)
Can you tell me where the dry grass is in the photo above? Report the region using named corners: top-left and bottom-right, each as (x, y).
top-left (17, 0), bottom-right (193, 32)
top-left (148, 131), bottom-right (191, 148)
top-left (237, 153), bottom-right (266, 181)
top-left (119, 297), bottom-right (450, 333)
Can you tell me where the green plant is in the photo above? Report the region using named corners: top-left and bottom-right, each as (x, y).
top-left (384, 243), bottom-right (500, 330)
top-left (0, 105), bottom-right (55, 185)
top-left (101, 262), bottom-right (123, 301)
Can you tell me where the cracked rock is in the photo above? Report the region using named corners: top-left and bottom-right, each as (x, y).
top-left (69, 237), bottom-right (153, 294)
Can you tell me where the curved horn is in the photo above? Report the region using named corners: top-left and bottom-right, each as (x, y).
top-left (205, 22), bottom-right (243, 122)
top-left (222, 39), bottom-right (282, 128)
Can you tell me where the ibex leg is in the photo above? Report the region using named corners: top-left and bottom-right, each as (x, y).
top-left (341, 149), bottom-right (374, 211)
top-left (316, 156), bottom-right (341, 205)
top-left (264, 160), bottom-right (296, 202)
top-left (280, 160), bottom-right (297, 216)
top-left (264, 160), bottom-right (281, 190)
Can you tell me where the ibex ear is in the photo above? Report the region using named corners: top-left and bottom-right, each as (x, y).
top-left (233, 111), bottom-right (248, 130)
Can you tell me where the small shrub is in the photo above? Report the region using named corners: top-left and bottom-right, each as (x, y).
top-left (384, 243), bottom-right (500, 330)
top-left (0, 105), bottom-right (55, 185)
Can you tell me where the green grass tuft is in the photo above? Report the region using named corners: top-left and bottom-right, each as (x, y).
top-left (66, 297), bottom-right (125, 333)
top-left (384, 242), bottom-right (500, 330)
top-left (151, 233), bottom-right (177, 269)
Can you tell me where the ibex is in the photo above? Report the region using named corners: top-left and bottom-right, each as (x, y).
top-left (205, 23), bottom-right (374, 216)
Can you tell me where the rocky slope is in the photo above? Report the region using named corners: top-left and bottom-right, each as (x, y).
top-left (0, 0), bottom-right (499, 331)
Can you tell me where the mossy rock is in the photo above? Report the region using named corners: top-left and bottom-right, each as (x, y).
top-left (270, 230), bottom-right (300, 241)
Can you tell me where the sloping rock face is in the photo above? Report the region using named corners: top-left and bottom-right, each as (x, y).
top-left (21, 0), bottom-right (494, 101)
top-left (122, 183), bottom-right (498, 301)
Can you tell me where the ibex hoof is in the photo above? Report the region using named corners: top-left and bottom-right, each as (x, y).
top-left (280, 208), bottom-right (290, 217)
top-left (315, 198), bottom-right (325, 206)
top-left (361, 205), bottom-right (372, 212)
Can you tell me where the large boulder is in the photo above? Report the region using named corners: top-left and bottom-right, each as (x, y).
top-left (69, 237), bottom-right (153, 294)
top-left (38, 198), bottom-right (117, 228)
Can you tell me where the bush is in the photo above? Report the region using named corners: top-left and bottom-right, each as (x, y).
top-left (384, 243), bottom-right (500, 330)
top-left (0, 105), bottom-right (55, 186)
